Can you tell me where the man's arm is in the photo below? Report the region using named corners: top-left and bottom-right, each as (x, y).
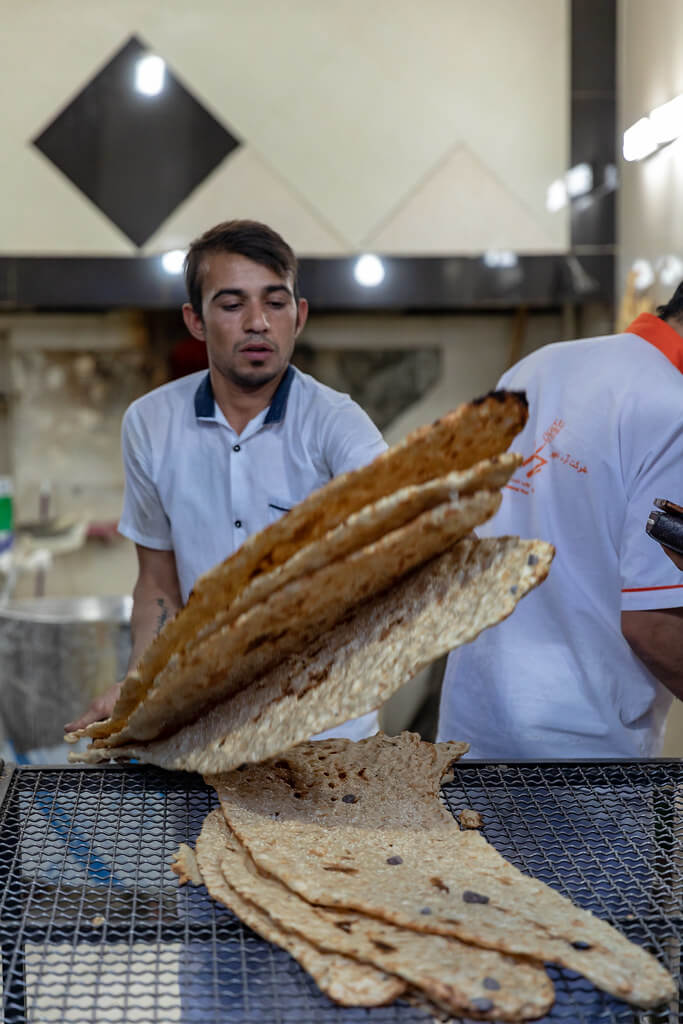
top-left (621, 608), bottom-right (683, 700)
top-left (322, 401), bottom-right (387, 477)
top-left (661, 544), bottom-right (683, 571)
top-left (126, 545), bottom-right (183, 673)
top-left (64, 545), bottom-right (182, 732)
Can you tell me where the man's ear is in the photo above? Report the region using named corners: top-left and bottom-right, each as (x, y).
top-left (295, 297), bottom-right (309, 337)
top-left (182, 303), bottom-right (206, 342)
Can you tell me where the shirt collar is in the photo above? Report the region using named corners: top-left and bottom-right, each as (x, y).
top-left (193, 372), bottom-right (214, 418)
top-left (626, 313), bottom-right (683, 374)
top-left (264, 364), bottom-right (295, 424)
top-left (193, 364), bottom-right (296, 422)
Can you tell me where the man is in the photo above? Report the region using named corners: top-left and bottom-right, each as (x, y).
top-left (438, 282), bottom-right (683, 759)
top-left (66, 219), bottom-right (386, 737)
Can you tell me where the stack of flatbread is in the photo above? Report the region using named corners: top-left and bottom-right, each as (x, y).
top-left (172, 732), bottom-right (674, 1019)
top-left (68, 390), bottom-right (554, 770)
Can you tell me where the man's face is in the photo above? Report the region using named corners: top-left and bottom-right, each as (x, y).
top-left (182, 252), bottom-right (308, 391)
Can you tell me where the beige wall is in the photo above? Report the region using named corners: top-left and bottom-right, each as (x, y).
top-left (3, 0), bottom-right (569, 257)
top-left (618, 0), bottom-right (683, 305)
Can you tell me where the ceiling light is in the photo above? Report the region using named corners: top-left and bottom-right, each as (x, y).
top-left (658, 254), bottom-right (683, 288)
top-left (565, 163), bottom-right (593, 198)
top-left (623, 117), bottom-right (659, 162)
top-left (135, 55), bottom-right (166, 97)
top-left (603, 164), bottom-right (619, 190)
top-left (546, 178), bottom-right (567, 212)
top-left (353, 254), bottom-right (385, 287)
top-left (631, 258), bottom-right (655, 291)
top-left (649, 94), bottom-right (683, 144)
top-left (483, 250), bottom-right (518, 269)
top-left (161, 249), bottom-right (186, 274)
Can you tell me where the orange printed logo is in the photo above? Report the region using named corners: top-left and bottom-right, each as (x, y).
top-left (522, 445), bottom-right (548, 478)
top-left (550, 450), bottom-right (588, 474)
top-left (505, 417), bottom-right (587, 495)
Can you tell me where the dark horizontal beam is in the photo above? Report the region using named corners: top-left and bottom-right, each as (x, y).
top-left (0, 252), bottom-right (613, 313)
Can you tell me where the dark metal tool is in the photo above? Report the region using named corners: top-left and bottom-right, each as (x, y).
top-left (646, 497), bottom-right (683, 555)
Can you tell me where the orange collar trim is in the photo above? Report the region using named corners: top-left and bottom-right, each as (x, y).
top-left (627, 313), bottom-right (683, 374)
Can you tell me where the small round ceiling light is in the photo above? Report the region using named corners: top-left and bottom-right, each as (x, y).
top-left (354, 254), bottom-right (385, 287)
top-left (161, 249), bottom-right (186, 275)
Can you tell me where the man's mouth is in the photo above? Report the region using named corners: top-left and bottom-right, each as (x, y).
top-left (239, 342), bottom-right (274, 361)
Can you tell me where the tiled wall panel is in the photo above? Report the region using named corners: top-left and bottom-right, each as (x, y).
top-left (2, 0), bottom-right (569, 257)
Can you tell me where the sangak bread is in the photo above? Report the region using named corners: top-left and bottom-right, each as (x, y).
top-left (206, 807), bottom-right (554, 1021)
top-left (190, 452), bottom-right (521, 653)
top-left (78, 391), bottom-right (527, 741)
top-left (91, 491), bottom-right (502, 748)
top-left (207, 732), bottom-right (468, 830)
top-left (74, 537), bottom-right (552, 767)
top-left (222, 816), bottom-right (673, 1009)
top-left (205, 733), bottom-right (672, 1010)
top-left (195, 809), bottom-right (406, 1007)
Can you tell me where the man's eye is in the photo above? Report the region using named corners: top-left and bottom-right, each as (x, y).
top-left (268, 301), bottom-right (286, 309)
top-left (221, 304), bottom-right (240, 311)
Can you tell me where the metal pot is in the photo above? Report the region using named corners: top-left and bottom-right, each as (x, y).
top-left (0, 596), bottom-right (131, 754)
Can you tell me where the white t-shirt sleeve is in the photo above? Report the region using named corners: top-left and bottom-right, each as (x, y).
top-left (320, 400), bottom-right (387, 476)
top-left (118, 406), bottom-right (173, 550)
top-left (620, 417), bottom-right (683, 612)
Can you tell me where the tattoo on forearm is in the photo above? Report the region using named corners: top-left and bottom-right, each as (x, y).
top-left (156, 598), bottom-right (169, 635)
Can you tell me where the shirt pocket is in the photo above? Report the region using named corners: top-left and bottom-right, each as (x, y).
top-left (266, 495), bottom-right (293, 523)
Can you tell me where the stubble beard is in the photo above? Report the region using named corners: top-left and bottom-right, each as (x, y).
top-left (215, 350), bottom-right (285, 392)
top-left (226, 365), bottom-right (281, 391)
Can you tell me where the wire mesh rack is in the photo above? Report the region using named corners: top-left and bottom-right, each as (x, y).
top-left (0, 759), bottom-right (680, 1023)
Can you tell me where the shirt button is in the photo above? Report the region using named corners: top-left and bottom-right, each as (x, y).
top-left (234, 520), bottom-right (242, 528)
top-left (233, 444), bottom-right (241, 452)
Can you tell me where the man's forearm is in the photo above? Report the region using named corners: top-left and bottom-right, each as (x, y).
top-left (127, 592), bottom-right (180, 673)
top-left (622, 608), bottom-right (683, 700)
top-left (65, 544), bottom-right (182, 734)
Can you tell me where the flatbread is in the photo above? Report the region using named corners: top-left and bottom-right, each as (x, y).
top-left (189, 453), bottom-right (521, 653)
top-left (208, 731), bottom-right (671, 1009)
top-left (73, 537), bottom-right (553, 768)
top-left (221, 816), bottom-right (673, 1009)
top-left (79, 391), bottom-right (527, 740)
top-left (91, 491), bottom-right (502, 748)
top-left (195, 809), bottom-right (406, 1007)
top-left (209, 808), bottom-right (554, 1021)
top-left (205, 732), bottom-right (468, 830)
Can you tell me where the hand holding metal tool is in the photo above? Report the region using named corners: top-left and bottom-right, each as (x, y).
top-left (646, 497), bottom-right (683, 563)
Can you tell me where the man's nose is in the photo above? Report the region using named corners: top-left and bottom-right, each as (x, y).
top-left (244, 303), bottom-right (270, 331)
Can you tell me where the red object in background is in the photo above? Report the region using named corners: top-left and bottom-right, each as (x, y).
top-left (169, 336), bottom-right (209, 379)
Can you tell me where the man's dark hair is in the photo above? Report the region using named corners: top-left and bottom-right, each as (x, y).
top-left (184, 219), bottom-right (300, 316)
top-left (656, 279), bottom-right (683, 324)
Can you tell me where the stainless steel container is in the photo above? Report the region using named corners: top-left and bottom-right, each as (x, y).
top-left (0, 596), bottom-right (132, 753)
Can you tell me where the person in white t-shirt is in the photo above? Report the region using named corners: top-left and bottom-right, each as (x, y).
top-left (66, 219), bottom-right (386, 739)
top-left (438, 282), bottom-right (683, 759)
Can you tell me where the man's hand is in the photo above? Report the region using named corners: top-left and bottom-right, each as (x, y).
top-left (661, 543), bottom-right (683, 571)
top-left (64, 546), bottom-right (182, 739)
top-left (64, 680), bottom-right (123, 735)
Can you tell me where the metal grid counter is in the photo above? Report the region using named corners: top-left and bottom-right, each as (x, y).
top-left (0, 760), bottom-right (680, 1023)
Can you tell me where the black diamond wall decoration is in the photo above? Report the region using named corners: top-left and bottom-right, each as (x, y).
top-left (33, 36), bottom-right (241, 247)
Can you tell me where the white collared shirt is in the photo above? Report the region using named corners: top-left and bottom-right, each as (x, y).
top-left (119, 365), bottom-right (387, 741)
